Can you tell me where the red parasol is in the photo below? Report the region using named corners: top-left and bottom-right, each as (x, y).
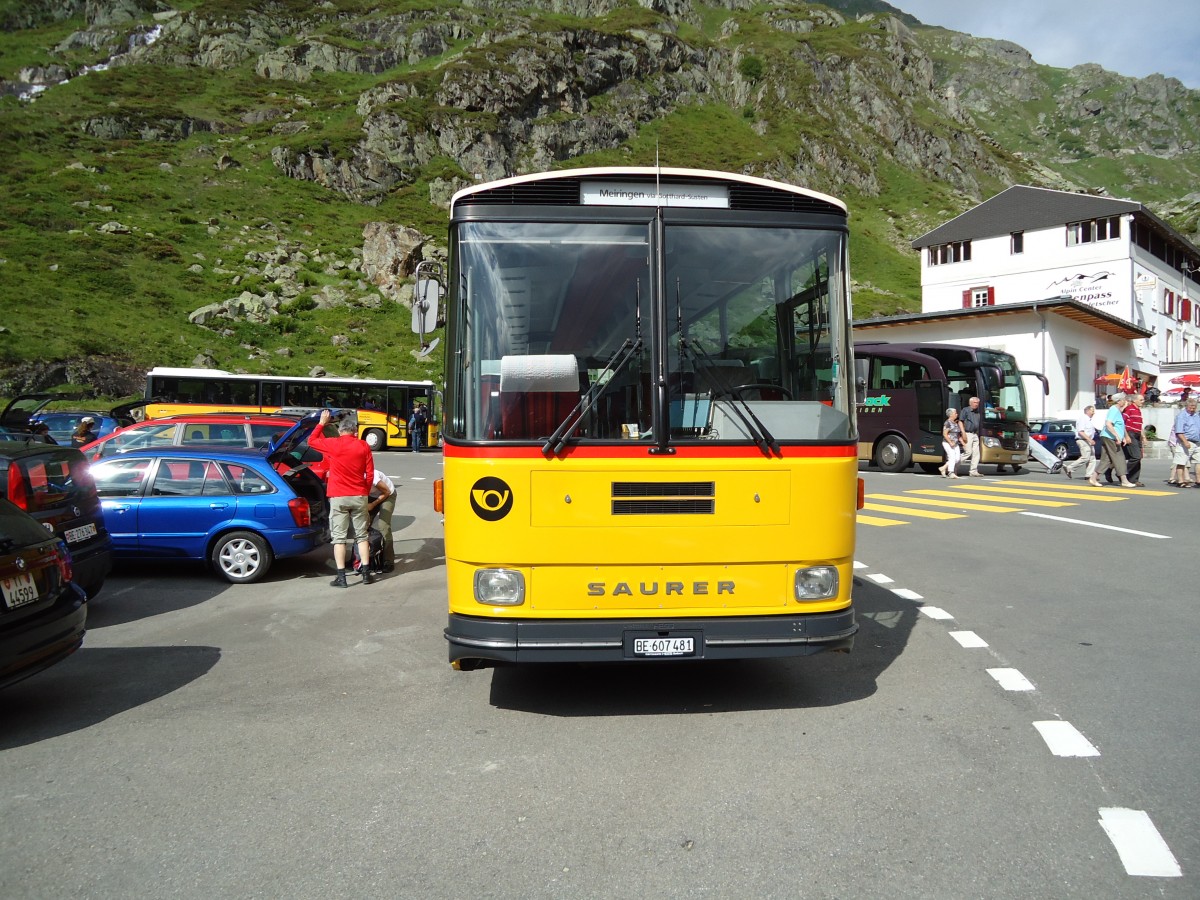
top-left (1170, 373), bottom-right (1200, 386)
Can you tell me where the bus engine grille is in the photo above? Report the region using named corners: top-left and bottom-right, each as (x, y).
top-left (611, 481), bottom-right (715, 515)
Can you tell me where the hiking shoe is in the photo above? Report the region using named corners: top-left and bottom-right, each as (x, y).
top-left (361, 570), bottom-right (375, 585)
top-left (330, 574), bottom-right (349, 588)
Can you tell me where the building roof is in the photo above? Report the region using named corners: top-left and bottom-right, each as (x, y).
top-left (854, 296), bottom-right (1153, 340)
top-left (911, 185), bottom-right (1141, 249)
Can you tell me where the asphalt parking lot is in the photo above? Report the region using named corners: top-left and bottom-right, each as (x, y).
top-left (3, 454), bottom-right (1197, 898)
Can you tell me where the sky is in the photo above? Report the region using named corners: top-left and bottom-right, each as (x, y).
top-left (894, 0), bottom-right (1200, 89)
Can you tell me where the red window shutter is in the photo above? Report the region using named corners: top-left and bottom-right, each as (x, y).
top-left (1183, 298), bottom-right (1193, 321)
top-left (962, 289), bottom-right (971, 309)
top-left (1166, 292), bottom-right (1174, 315)
top-left (987, 286), bottom-right (996, 306)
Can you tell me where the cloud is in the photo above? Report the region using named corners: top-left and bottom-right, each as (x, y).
top-left (897, 0), bottom-right (1200, 87)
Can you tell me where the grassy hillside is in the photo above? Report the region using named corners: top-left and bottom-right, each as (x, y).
top-left (1, 0), bottom-right (1197, 398)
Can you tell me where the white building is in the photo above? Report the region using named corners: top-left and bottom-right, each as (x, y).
top-left (855, 185), bottom-right (1200, 412)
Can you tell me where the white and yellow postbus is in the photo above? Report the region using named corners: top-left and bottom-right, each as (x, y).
top-left (434, 167), bottom-right (862, 668)
top-left (143, 368), bottom-right (438, 451)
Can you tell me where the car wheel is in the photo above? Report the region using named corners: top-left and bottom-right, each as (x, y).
top-left (212, 530), bottom-right (272, 584)
top-left (1054, 443), bottom-right (1070, 460)
top-left (873, 435), bottom-right (911, 473)
top-left (363, 428), bottom-right (386, 451)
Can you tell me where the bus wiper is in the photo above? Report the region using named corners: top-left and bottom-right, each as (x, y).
top-left (684, 338), bottom-right (781, 457)
top-left (542, 337), bottom-right (643, 457)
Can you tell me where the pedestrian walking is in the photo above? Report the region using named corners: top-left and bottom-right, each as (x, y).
top-left (1063, 405), bottom-right (1098, 481)
top-left (1097, 393), bottom-right (1137, 488)
top-left (1171, 395), bottom-right (1200, 487)
top-left (939, 407), bottom-right (965, 478)
top-left (961, 396), bottom-right (983, 476)
top-left (1122, 392), bottom-right (1146, 486)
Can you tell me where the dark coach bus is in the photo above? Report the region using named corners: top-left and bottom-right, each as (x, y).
top-left (853, 342), bottom-right (1039, 473)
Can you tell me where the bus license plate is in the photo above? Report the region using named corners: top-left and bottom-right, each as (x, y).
top-left (2, 573), bottom-right (39, 609)
top-left (633, 637), bottom-right (694, 657)
top-left (64, 523), bottom-right (97, 544)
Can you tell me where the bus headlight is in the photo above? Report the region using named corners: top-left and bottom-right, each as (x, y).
top-left (983, 437), bottom-right (1001, 448)
top-left (794, 566), bottom-right (839, 601)
top-left (474, 569), bottom-right (526, 606)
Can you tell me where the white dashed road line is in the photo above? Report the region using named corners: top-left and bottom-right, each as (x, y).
top-left (861, 561), bottom-right (1183, 879)
top-left (948, 630), bottom-right (988, 648)
top-left (1033, 720), bottom-right (1100, 757)
top-left (986, 667), bottom-right (1035, 691)
top-left (1098, 808), bottom-right (1183, 878)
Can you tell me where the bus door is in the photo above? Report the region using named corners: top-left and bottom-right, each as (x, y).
top-left (385, 387), bottom-right (411, 448)
top-left (260, 381), bottom-right (284, 412)
top-left (914, 380), bottom-right (948, 461)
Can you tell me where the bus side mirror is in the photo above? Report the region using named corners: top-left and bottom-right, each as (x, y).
top-left (412, 276), bottom-right (441, 335)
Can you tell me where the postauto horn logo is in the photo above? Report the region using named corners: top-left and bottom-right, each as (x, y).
top-left (470, 477), bottom-right (513, 521)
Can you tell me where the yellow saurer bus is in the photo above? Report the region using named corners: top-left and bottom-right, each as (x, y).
top-left (142, 368), bottom-right (439, 451)
top-left (436, 167), bottom-right (862, 668)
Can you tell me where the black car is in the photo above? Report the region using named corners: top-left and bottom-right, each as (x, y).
top-left (0, 393), bottom-right (137, 443)
top-left (0, 440), bottom-right (113, 599)
top-left (0, 497), bottom-right (87, 689)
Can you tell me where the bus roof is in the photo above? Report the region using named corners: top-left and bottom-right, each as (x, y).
top-left (147, 367), bottom-right (434, 387)
top-left (450, 166), bottom-right (847, 216)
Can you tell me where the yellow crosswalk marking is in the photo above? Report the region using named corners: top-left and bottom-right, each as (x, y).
top-left (935, 487), bottom-right (1079, 506)
top-left (944, 484), bottom-right (1124, 501)
top-left (856, 513), bottom-right (907, 526)
top-left (861, 502), bottom-right (966, 520)
top-left (910, 488), bottom-right (1076, 508)
top-left (865, 493), bottom-right (1021, 513)
top-left (993, 481), bottom-right (1174, 498)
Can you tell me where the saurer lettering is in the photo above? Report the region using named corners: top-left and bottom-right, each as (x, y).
top-left (587, 581), bottom-right (735, 596)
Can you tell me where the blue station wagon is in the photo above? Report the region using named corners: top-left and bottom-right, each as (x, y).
top-left (90, 445), bottom-right (328, 583)
top-left (1029, 418), bottom-right (1081, 461)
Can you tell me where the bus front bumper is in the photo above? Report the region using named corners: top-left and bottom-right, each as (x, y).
top-left (445, 609), bottom-right (857, 666)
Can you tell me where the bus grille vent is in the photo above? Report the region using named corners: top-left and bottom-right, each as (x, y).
top-left (611, 481), bottom-right (715, 515)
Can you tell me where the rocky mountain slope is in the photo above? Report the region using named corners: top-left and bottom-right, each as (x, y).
top-left (1, 0), bottom-right (1197, 396)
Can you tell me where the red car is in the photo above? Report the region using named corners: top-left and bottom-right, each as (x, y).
top-left (80, 414), bottom-right (301, 461)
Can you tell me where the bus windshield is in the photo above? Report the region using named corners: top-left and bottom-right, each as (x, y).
top-left (976, 350), bottom-right (1028, 423)
top-left (453, 219), bottom-right (852, 444)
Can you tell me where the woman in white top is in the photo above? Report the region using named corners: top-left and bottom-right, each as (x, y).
top-left (940, 407), bottom-right (966, 478)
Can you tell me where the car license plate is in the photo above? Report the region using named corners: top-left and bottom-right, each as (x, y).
top-left (2, 572), bottom-right (39, 609)
top-left (64, 523), bottom-right (97, 544)
top-left (633, 637), bottom-right (695, 657)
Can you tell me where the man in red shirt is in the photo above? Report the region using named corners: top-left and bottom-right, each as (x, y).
top-left (1121, 392), bottom-right (1146, 486)
top-left (309, 409), bottom-right (376, 587)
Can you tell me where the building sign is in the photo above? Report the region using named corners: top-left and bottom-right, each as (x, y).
top-left (1046, 271), bottom-right (1118, 310)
